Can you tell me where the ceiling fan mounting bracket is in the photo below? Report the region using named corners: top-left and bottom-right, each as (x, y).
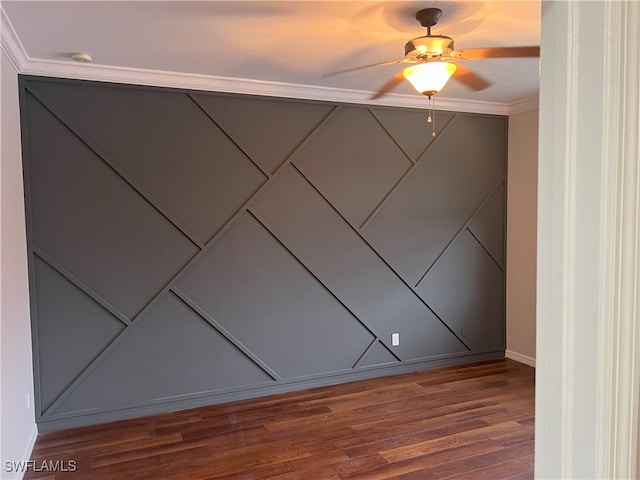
top-left (415, 8), bottom-right (443, 29)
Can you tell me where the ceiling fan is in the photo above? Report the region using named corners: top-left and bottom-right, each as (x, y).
top-left (327, 7), bottom-right (540, 100)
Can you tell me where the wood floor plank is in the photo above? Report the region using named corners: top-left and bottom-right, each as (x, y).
top-left (24, 359), bottom-right (534, 479)
top-left (387, 441), bottom-right (535, 480)
top-left (380, 420), bottom-right (531, 464)
top-left (447, 454), bottom-right (535, 480)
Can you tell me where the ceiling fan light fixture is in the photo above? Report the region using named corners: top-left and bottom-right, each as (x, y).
top-left (402, 62), bottom-right (457, 97)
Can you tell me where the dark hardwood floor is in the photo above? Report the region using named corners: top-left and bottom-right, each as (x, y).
top-left (25, 359), bottom-right (534, 479)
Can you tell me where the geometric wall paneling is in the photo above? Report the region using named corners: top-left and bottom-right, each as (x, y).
top-left (357, 341), bottom-right (401, 368)
top-left (193, 93), bottom-right (334, 175)
top-left (33, 256), bottom-right (125, 413)
top-left (468, 181), bottom-right (506, 267)
top-left (53, 293), bottom-right (274, 415)
top-left (27, 78), bottom-right (267, 244)
top-left (294, 106), bottom-right (413, 227)
top-left (176, 213), bottom-right (374, 380)
top-left (369, 107), bottom-right (456, 162)
top-left (20, 76), bottom-right (507, 430)
top-left (24, 91), bottom-right (199, 319)
top-left (416, 230), bottom-right (505, 352)
top-left (363, 114), bottom-right (507, 286)
top-left (251, 166), bottom-right (469, 360)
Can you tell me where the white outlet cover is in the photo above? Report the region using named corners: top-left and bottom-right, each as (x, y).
top-left (392, 333), bottom-right (400, 346)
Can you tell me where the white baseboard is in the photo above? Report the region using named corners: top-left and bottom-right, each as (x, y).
top-left (505, 349), bottom-right (536, 368)
top-left (15, 425), bottom-right (38, 480)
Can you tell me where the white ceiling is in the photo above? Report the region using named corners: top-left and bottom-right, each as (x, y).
top-left (1, 1), bottom-right (541, 111)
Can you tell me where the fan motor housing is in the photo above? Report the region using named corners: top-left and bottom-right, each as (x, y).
top-left (405, 35), bottom-right (455, 59)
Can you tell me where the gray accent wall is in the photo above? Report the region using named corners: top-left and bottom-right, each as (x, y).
top-left (19, 76), bottom-right (507, 431)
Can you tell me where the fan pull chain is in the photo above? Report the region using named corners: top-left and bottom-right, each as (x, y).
top-left (426, 96), bottom-right (436, 137)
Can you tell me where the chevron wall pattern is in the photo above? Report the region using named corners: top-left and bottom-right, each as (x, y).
top-left (19, 76), bottom-right (507, 431)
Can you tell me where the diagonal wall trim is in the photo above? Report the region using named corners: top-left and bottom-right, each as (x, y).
top-left (34, 103), bottom-right (342, 418)
top-left (192, 103), bottom-right (340, 249)
top-left (21, 76), bottom-right (506, 429)
top-left (33, 248), bottom-right (130, 327)
top-left (187, 92), bottom-right (271, 180)
top-left (467, 227), bottom-right (505, 271)
top-left (171, 288), bottom-right (282, 381)
top-left (289, 162), bottom-right (471, 352)
top-left (40, 305), bottom-right (150, 417)
top-left (358, 113), bottom-right (458, 230)
top-left (352, 338), bottom-right (380, 369)
top-left (124, 104), bottom-right (340, 325)
top-left (247, 210), bottom-right (402, 362)
top-left (366, 108), bottom-right (416, 166)
top-left (367, 108), bottom-right (456, 166)
top-left (414, 177), bottom-right (507, 288)
top-left (23, 82), bottom-right (206, 250)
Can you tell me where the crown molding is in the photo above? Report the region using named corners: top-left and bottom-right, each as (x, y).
top-left (1, 5), bottom-right (532, 116)
top-left (0, 6), bottom-right (27, 71)
top-left (508, 95), bottom-right (540, 114)
top-left (14, 58), bottom-right (515, 116)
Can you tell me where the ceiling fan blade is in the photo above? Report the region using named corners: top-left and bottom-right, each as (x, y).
top-left (456, 46), bottom-right (540, 60)
top-left (452, 63), bottom-right (492, 91)
top-left (323, 59), bottom-right (411, 77)
top-left (370, 71), bottom-right (406, 100)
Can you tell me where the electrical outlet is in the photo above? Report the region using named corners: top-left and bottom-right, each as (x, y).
top-left (392, 333), bottom-right (400, 346)
top-left (26, 392), bottom-right (31, 409)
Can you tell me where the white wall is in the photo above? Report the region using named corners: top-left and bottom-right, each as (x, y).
top-left (506, 107), bottom-right (538, 366)
top-left (1, 47), bottom-right (37, 478)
